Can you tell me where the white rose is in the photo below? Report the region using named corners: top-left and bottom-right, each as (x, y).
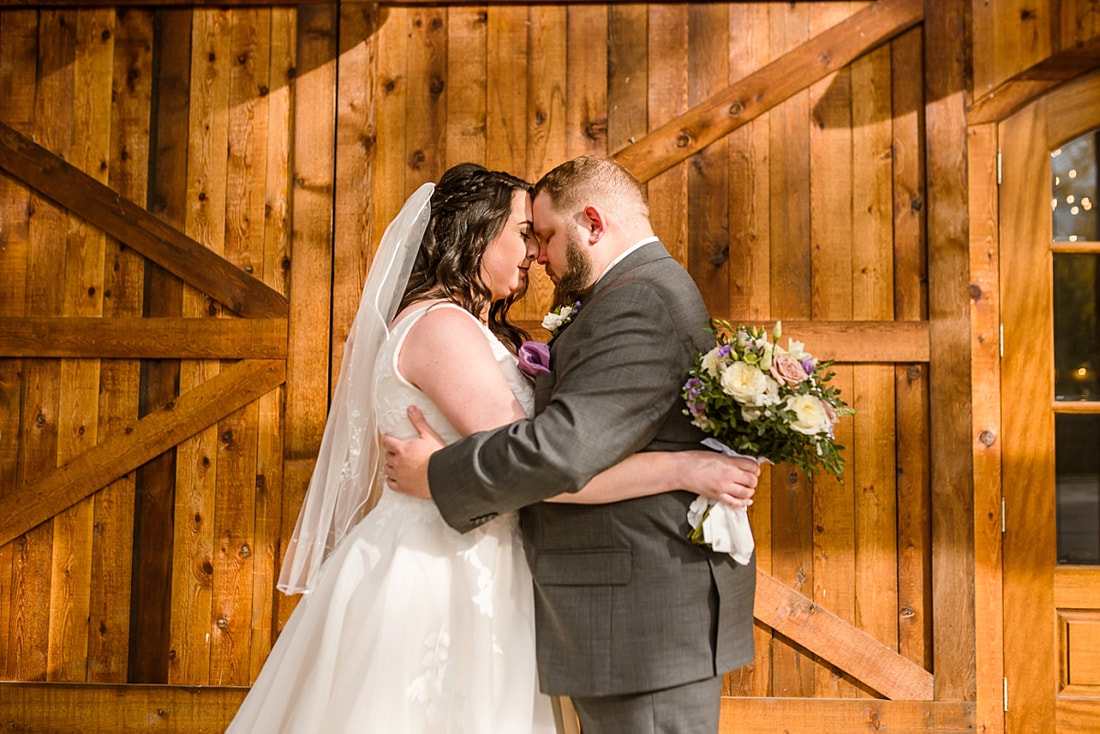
top-left (720, 361), bottom-right (775, 406)
top-left (785, 394), bottom-right (832, 435)
top-left (541, 312), bottom-right (565, 331)
top-left (701, 347), bottom-right (722, 377)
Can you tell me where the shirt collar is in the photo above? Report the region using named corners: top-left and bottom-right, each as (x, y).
top-left (595, 236), bottom-right (659, 284)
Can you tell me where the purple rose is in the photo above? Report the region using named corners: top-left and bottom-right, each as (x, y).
top-left (518, 340), bottom-right (551, 377)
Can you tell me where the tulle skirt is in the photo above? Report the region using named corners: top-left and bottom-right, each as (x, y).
top-left (227, 490), bottom-right (557, 734)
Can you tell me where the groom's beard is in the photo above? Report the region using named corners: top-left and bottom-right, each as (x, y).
top-left (551, 232), bottom-right (593, 309)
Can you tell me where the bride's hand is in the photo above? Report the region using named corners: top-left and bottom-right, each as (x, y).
top-left (382, 406), bottom-right (446, 499)
top-left (679, 451), bottom-right (759, 508)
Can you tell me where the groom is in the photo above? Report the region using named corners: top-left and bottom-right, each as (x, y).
top-left (386, 156), bottom-right (757, 733)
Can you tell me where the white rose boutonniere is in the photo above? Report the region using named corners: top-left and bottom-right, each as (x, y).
top-left (541, 301), bottom-right (581, 338)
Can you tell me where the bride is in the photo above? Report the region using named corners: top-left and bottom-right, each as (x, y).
top-left (226, 163), bottom-right (755, 733)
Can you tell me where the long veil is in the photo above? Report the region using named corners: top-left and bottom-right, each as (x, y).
top-left (278, 183), bottom-right (435, 594)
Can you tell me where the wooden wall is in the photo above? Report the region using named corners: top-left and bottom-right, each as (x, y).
top-left (0, 0), bottom-right (1096, 731)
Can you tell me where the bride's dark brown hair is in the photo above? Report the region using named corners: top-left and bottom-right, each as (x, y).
top-left (398, 163), bottom-right (532, 351)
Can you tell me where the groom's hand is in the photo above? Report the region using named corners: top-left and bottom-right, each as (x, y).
top-left (382, 406), bottom-right (445, 499)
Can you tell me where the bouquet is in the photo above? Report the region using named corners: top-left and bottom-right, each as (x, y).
top-left (682, 320), bottom-right (851, 562)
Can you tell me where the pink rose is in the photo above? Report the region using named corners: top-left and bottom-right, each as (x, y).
top-left (770, 353), bottom-right (809, 386)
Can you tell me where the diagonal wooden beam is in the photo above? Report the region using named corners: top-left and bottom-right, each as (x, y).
top-left (754, 570), bottom-right (935, 701)
top-left (0, 359), bottom-right (286, 547)
top-left (967, 33), bottom-right (1100, 125)
top-left (0, 121), bottom-right (288, 318)
top-left (0, 317), bottom-right (288, 359)
top-left (613, 0), bottom-right (923, 183)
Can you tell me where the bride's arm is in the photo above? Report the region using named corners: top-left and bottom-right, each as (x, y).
top-left (395, 311), bottom-right (757, 507)
top-left (546, 450), bottom-right (758, 507)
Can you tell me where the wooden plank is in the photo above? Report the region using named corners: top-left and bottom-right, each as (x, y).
top-left (0, 681), bottom-right (247, 733)
top-left (129, 7), bottom-right (192, 685)
top-left (252, 4), bottom-right (294, 675)
top-left (754, 570), bottom-right (934, 701)
top-left (517, 318), bottom-right (928, 363)
top-left (720, 697), bottom-right (974, 733)
top-left (565, 5), bottom-right (607, 158)
top-left (723, 1), bottom-right (771, 698)
top-left (406, 5), bottom-right (446, 188)
top-left (851, 38), bottom-right (899, 665)
top-left (999, 89), bottom-right (1057, 734)
top-left (0, 318), bottom-right (288, 358)
top-left (0, 360), bottom-right (285, 549)
top-left (279, 1), bottom-right (337, 634)
top-left (607, 3), bottom-right (647, 153)
top-left (967, 34), bottom-right (1100, 125)
top-left (171, 7), bottom-right (232, 687)
top-left (445, 5), bottom-right (486, 168)
top-left (208, 7), bottom-right (271, 687)
top-left (486, 6), bottom-right (527, 175)
top-left (0, 121), bottom-right (288, 319)
top-left (807, 0), bottom-right (855, 699)
top-left (372, 5), bottom-right (408, 245)
top-left (767, 1), bottom-right (813, 698)
top-left (613, 0), bottom-right (923, 183)
top-left (523, 3), bottom-right (565, 321)
top-left (10, 7), bottom-right (76, 683)
top-left (890, 26), bottom-right (930, 675)
top-left (0, 7), bottom-right (38, 678)
top-left (645, 5), bottom-right (688, 266)
top-left (47, 7), bottom-right (117, 683)
top-left (925, 0), bottom-right (977, 702)
top-left (686, 3), bottom-right (730, 318)
top-left (967, 122), bottom-right (1005, 734)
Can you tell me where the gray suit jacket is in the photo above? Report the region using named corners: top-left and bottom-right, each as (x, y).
top-left (428, 242), bottom-right (755, 696)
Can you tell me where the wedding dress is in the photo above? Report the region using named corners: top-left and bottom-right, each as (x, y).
top-left (227, 302), bottom-right (557, 734)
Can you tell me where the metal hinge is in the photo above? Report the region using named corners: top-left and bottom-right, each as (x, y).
top-left (1002, 497), bottom-right (1006, 533)
top-left (997, 149), bottom-right (1002, 185)
top-left (999, 323), bottom-right (1004, 358)
top-left (1004, 677), bottom-right (1009, 711)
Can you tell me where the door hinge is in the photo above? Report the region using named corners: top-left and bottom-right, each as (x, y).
top-left (999, 323), bottom-right (1004, 358)
top-left (1002, 497), bottom-right (1006, 533)
top-left (1004, 677), bottom-right (1009, 711)
top-left (997, 148), bottom-right (1002, 185)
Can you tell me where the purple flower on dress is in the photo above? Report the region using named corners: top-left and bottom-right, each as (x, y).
top-left (517, 340), bottom-right (551, 377)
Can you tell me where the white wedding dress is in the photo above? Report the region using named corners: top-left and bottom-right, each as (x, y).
top-left (227, 303), bottom-right (557, 734)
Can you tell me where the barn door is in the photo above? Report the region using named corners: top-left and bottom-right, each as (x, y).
top-left (1000, 69), bottom-right (1100, 732)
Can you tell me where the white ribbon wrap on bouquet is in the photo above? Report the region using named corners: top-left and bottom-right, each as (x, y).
top-left (686, 438), bottom-right (764, 565)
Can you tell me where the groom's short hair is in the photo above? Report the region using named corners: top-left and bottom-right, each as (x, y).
top-left (534, 156), bottom-right (649, 222)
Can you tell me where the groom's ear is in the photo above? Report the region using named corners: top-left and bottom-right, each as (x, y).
top-left (581, 205), bottom-right (607, 245)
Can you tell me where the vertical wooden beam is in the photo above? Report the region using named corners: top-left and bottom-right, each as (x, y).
top-left (767, 0), bottom-right (814, 699)
top-left (724, 0), bottom-right (772, 699)
top-left (0, 7), bottom-right (38, 680)
top-left (687, 3), bottom-right (730, 319)
top-left (406, 3), bottom-right (445, 189)
top-left (924, 0), bottom-right (977, 701)
top-left (564, 5), bottom-right (606, 159)
top-left (250, 4), bottom-right (294, 677)
top-left (131, 5), bottom-right (191, 685)
top-left (485, 6), bottom-right (526, 177)
top-left (806, 0), bottom-right (856, 700)
top-left (891, 25), bottom-right (932, 673)
top-left (967, 121), bottom-right (1005, 734)
top-left (524, 3), bottom-right (565, 319)
top-left (278, 2), bottom-right (337, 635)
top-left (445, 5), bottom-right (486, 169)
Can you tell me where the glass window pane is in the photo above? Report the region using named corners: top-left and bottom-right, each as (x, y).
top-left (1051, 129), bottom-right (1099, 242)
top-left (1057, 414), bottom-right (1100, 565)
top-left (1054, 253), bottom-right (1099, 401)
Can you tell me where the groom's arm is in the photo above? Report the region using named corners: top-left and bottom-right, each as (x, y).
top-left (429, 275), bottom-right (705, 532)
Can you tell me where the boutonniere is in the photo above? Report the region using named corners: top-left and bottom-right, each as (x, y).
top-left (541, 301), bottom-right (581, 338)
